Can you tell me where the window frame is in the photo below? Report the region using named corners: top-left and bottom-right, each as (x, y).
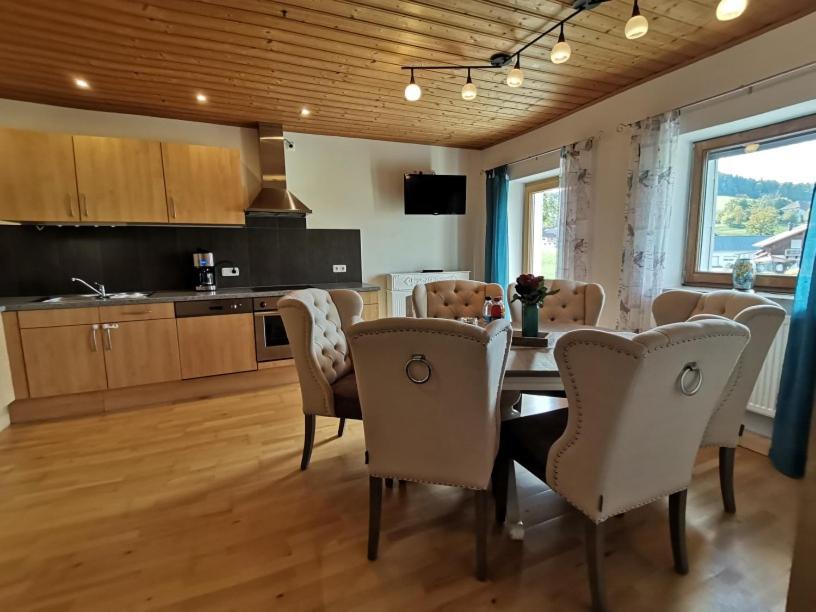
top-left (523, 177), bottom-right (560, 276)
top-left (684, 114), bottom-right (816, 293)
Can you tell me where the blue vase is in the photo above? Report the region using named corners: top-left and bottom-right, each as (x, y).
top-left (732, 256), bottom-right (756, 291)
top-left (522, 303), bottom-right (539, 337)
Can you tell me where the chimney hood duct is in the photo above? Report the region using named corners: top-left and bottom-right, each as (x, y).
top-left (246, 123), bottom-right (312, 215)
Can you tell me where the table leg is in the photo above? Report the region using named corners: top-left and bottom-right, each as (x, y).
top-left (505, 460), bottom-right (525, 541)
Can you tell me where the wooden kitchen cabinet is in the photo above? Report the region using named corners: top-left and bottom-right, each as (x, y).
top-left (0, 128), bottom-right (80, 222)
top-left (21, 324), bottom-right (108, 398)
top-left (103, 319), bottom-right (181, 389)
top-left (360, 291), bottom-right (380, 320)
top-left (161, 142), bottom-right (245, 225)
top-left (176, 313), bottom-right (256, 379)
top-left (73, 135), bottom-right (168, 223)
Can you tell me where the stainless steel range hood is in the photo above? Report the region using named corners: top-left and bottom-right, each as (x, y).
top-left (246, 123), bottom-right (312, 216)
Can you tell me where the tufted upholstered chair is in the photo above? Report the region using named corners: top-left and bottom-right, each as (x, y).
top-left (347, 317), bottom-right (513, 581)
top-left (279, 288), bottom-right (364, 470)
top-left (493, 319), bottom-right (750, 610)
top-left (652, 289), bottom-right (786, 513)
top-left (508, 279), bottom-right (605, 331)
top-left (412, 280), bottom-right (503, 319)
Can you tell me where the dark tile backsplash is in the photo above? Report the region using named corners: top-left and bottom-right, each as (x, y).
top-left (0, 222), bottom-right (361, 297)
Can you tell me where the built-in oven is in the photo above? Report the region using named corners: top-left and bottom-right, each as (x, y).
top-left (253, 295), bottom-right (291, 362)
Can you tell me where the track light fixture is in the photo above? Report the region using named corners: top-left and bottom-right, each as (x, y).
top-left (400, 0), bottom-right (745, 101)
top-left (625, 0), bottom-right (649, 40)
top-left (461, 68), bottom-right (477, 101)
top-left (550, 24), bottom-right (572, 64)
top-left (404, 69), bottom-right (421, 102)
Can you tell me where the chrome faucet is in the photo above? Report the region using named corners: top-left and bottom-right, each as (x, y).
top-left (71, 277), bottom-right (108, 299)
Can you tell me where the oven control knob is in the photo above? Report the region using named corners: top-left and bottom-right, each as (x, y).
top-left (259, 301), bottom-right (267, 309)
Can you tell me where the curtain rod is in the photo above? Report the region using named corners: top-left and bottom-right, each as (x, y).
top-left (617, 60), bottom-right (816, 131)
top-left (484, 60), bottom-right (816, 172)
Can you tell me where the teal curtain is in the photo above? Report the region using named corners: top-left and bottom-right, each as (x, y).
top-left (770, 184), bottom-right (816, 478)
top-left (485, 165), bottom-right (509, 291)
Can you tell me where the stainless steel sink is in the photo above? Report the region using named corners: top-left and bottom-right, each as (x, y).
top-left (38, 292), bottom-right (152, 303)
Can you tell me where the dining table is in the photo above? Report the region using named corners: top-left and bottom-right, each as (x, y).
top-left (498, 326), bottom-right (636, 540)
top-left (499, 332), bottom-right (565, 541)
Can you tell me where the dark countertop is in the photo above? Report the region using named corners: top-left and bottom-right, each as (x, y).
top-left (0, 282), bottom-right (380, 312)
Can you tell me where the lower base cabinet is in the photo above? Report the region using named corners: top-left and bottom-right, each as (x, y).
top-left (103, 319), bottom-right (182, 389)
top-left (21, 324), bottom-right (108, 398)
top-left (176, 313), bottom-right (257, 379)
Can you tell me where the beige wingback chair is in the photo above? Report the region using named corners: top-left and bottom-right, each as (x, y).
top-left (279, 288), bottom-right (365, 470)
top-left (412, 280), bottom-right (503, 319)
top-left (493, 319), bottom-right (750, 610)
top-left (653, 289), bottom-right (786, 513)
top-left (348, 317), bottom-right (513, 581)
top-left (508, 279), bottom-right (605, 330)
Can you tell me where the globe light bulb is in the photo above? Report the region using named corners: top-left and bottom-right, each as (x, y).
top-left (625, 15), bottom-right (649, 39)
top-left (461, 70), bottom-right (477, 101)
top-left (404, 70), bottom-right (422, 102)
top-left (550, 25), bottom-right (571, 65)
top-left (716, 0), bottom-right (748, 21)
top-left (506, 56), bottom-right (523, 88)
top-left (551, 41), bottom-right (571, 64)
top-left (624, 1), bottom-right (648, 40)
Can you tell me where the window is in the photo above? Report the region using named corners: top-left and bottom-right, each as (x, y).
top-left (685, 115), bottom-right (815, 292)
top-left (523, 177), bottom-right (560, 279)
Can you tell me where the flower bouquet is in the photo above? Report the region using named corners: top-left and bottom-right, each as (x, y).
top-left (511, 274), bottom-right (559, 337)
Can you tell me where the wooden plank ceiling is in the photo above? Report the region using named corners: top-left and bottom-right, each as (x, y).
top-left (0, 0), bottom-right (813, 149)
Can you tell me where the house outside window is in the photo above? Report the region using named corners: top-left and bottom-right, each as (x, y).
top-left (685, 115), bottom-right (815, 292)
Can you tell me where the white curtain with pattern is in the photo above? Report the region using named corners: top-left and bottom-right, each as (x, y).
top-left (616, 111), bottom-right (681, 332)
top-left (557, 137), bottom-right (596, 282)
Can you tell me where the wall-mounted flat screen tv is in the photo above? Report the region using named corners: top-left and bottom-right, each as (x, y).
top-left (404, 173), bottom-right (466, 215)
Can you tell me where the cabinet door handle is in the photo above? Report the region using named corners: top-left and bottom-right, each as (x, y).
top-left (80, 193), bottom-right (89, 217)
top-left (66, 194), bottom-right (75, 217)
top-left (90, 324), bottom-right (99, 352)
top-left (169, 196), bottom-right (176, 218)
top-left (101, 323), bottom-right (119, 350)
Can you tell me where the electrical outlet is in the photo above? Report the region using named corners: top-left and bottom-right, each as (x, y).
top-left (332, 264), bottom-right (347, 273)
top-left (221, 266), bottom-right (240, 277)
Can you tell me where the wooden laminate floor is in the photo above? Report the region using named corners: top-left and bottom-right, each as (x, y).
top-left (0, 384), bottom-right (799, 611)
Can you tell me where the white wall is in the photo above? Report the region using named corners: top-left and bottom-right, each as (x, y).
top-left (282, 132), bottom-right (479, 290)
top-left (0, 99), bottom-right (480, 300)
top-left (477, 12), bottom-right (816, 327)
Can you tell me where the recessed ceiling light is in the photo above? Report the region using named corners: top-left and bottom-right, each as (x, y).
top-left (195, 93), bottom-right (208, 103)
top-left (300, 107), bottom-right (311, 117)
top-left (74, 78), bottom-right (90, 90)
top-left (744, 143), bottom-right (761, 153)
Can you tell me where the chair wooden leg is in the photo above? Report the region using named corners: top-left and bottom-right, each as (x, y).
top-left (368, 477), bottom-right (383, 561)
top-left (337, 418), bottom-right (346, 437)
top-left (491, 452), bottom-right (510, 525)
top-left (669, 489), bottom-right (689, 575)
top-left (719, 447), bottom-right (737, 514)
top-left (585, 519), bottom-right (608, 612)
top-left (475, 489), bottom-right (489, 581)
top-left (300, 415), bottom-right (316, 471)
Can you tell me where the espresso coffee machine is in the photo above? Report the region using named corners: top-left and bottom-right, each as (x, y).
top-left (193, 250), bottom-right (216, 292)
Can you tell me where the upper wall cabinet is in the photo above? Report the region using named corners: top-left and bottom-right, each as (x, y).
top-left (0, 128), bottom-right (80, 222)
top-left (73, 136), bottom-right (168, 223)
top-left (161, 143), bottom-right (245, 225)
top-left (0, 128), bottom-right (245, 226)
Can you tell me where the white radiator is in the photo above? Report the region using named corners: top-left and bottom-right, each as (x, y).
top-left (746, 316), bottom-right (791, 418)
